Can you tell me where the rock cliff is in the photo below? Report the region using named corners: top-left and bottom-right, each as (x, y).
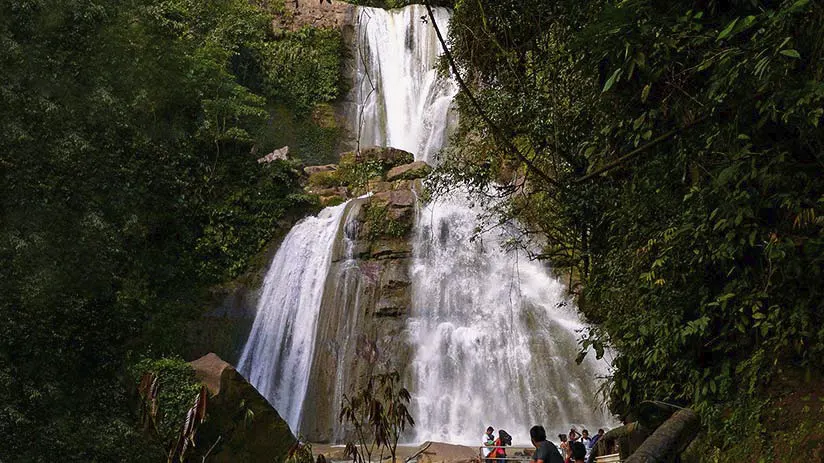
top-left (300, 147), bottom-right (428, 442)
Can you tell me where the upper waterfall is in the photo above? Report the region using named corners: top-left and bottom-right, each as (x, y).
top-left (347, 5), bottom-right (613, 445)
top-left (349, 5), bottom-right (458, 164)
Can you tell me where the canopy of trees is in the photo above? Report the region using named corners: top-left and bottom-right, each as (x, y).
top-left (437, 0), bottom-right (823, 455)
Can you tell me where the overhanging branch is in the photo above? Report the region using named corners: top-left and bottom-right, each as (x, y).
top-left (423, 2), bottom-right (559, 189)
top-left (573, 114), bottom-right (711, 183)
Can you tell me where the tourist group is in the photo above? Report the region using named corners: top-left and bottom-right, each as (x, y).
top-left (482, 425), bottom-right (606, 463)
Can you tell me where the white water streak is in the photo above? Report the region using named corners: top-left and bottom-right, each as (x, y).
top-left (351, 4), bottom-right (613, 445)
top-left (238, 203), bottom-right (349, 433)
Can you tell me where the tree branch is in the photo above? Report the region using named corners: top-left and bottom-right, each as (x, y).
top-left (423, 2), bottom-right (559, 189)
top-left (573, 114), bottom-right (711, 183)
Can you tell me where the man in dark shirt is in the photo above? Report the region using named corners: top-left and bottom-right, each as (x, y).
top-left (530, 425), bottom-right (565, 463)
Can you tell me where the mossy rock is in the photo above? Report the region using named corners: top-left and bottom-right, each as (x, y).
top-left (386, 161), bottom-right (432, 181)
top-left (307, 169), bottom-right (343, 188)
top-left (335, 147), bottom-right (415, 193)
top-left (339, 146), bottom-right (414, 168)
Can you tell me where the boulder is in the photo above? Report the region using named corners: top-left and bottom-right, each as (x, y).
top-left (366, 180), bottom-right (394, 193)
top-left (189, 353), bottom-right (297, 463)
top-left (257, 146), bottom-right (289, 164)
top-left (386, 161), bottom-right (432, 181)
top-left (373, 190), bottom-right (416, 209)
top-left (190, 352), bottom-right (231, 395)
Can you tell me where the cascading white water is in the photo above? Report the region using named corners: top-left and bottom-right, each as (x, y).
top-left (239, 3), bottom-right (613, 444)
top-left (351, 5), bottom-right (458, 164)
top-left (408, 195), bottom-right (612, 444)
top-left (351, 4), bottom-right (613, 445)
top-left (238, 203), bottom-right (349, 433)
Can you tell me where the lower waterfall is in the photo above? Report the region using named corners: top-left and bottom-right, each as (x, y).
top-left (238, 203), bottom-right (349, 433)
top-left (408, 194), bottom-right (611, 444)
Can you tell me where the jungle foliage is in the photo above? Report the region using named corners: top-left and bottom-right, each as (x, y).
top-left (0, 0), bottom-right (343, 460)
top-left (438, 0), bottom-right (824, 456)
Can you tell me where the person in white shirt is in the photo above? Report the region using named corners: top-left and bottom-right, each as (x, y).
top-left (483, 426), bottom-right (495, 463)
top-left (580, 429), bottom-right (592, 461)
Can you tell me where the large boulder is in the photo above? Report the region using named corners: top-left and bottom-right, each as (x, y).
top-left (190, 353), bottom-right (297, 463)
top-left (386, 161), bottom-right (432, 181)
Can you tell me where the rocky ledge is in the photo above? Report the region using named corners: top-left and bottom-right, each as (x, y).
top-left (305, 146), bottom-right (430, 207)
top-left (300, 146), bottom-right (429, 442)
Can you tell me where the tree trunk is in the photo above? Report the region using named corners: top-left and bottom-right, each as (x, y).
top-left (624, 409), bottom-right (700, 463)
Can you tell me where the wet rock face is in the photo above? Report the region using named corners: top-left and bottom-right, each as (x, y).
top-left (300, 157), bottom-right (423, 442)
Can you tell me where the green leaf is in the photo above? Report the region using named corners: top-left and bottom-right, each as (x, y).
top-left (641, 84), bottom-right (651, 102)
top-left (789, 0), bottom-right (810, 12)
top-left (602, 69), bottom-right (622, 93)
top-left (717, 18), bottom-right (739, 40)
top-left (779, 49), bottom-right (801, 59)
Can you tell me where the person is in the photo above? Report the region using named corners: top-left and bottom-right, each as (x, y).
top-left (586, 429), bottom-right (604, 463)
top-left (491, 429), bottom-right (512, 462)
top-left (588, 429), bottom-right (604, 450)
top-left (580, 430), bottom-right (591, 461)
top-left (529, 425), bottom-right (564, 463)
top-left (570, 441), bottom-right (586, 463)
top-left (568, 427), bottom-right (581, 443)
top-left (483, 426), bottom-right (495, 463)
top-left (558, 434), bottom-right (570, 463)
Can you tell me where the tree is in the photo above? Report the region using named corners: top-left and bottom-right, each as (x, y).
top-left (339, 371), bottom-right (415, 463)
top-left (434, 0), bottom-right (824, 454)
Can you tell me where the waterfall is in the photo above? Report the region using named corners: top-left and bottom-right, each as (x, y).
top-left (239, 3), bottom-right (613, 444)
top-left (238, 202), bottom-right (349, 433)
top-left (351, 5), bottom-right (458, 164)
top-left (408, 195), bottom-right (612, 444)
top-left (351, 4), bottom-right (613, 445)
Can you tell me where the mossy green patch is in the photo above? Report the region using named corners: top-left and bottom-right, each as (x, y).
top-left (308, 170), bottom-right (344, 188)
top-left (364, 203), bottom-right (411, 240)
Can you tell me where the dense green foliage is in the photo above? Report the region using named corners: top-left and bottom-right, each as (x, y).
top-left (262, 28), bottom-right (345, 114)
top-left (0, 0), bottom-right (343, 460)
top-left (130, 357), bottom-right (202, 445)
top-left (440, 0), bottom-right (823, 455)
